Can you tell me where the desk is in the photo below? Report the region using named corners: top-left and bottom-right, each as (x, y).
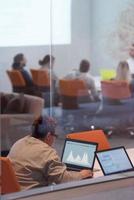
top-left (2, 150), bottom-right (134, 200)
top-left (127, 148), bottom-right (134, 163)
top-left (2, 172), bottom-right (134, 200)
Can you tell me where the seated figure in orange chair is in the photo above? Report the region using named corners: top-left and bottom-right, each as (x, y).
top-left (12, 53), bottom-right (33, 88)
top-left (38, 55), bottom-right (60, 105)
top-left (64, 59), bottom-right (100, 102)
top-left (116, 61), bottom-right (134, 94)
top-left (38, 54), bottom-right (59, 87)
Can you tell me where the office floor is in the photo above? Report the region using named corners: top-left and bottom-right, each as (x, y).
top-left (2, 98), bottom-right (134, 156)
top-left (44, 98), bottom-right (134, 156)
top-left (43, 97), bottom-right (134, 134)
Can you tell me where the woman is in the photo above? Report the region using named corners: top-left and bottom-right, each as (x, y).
top-left (38, 55), bottom-right (59, 106)
top-left (39, 54), bottom-right (58, 84)
top-left (12, 53), bottom-right (33, 87)
top-left (116, 61), bottom-right (132, 82)
top-left (12, 53), bottom-right (34, 94)
top-left (116, 61), bottom-right (134, 94)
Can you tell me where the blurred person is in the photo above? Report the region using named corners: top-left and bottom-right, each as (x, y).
top-left (39, 54), bottom-right (58, 84)
top-left (127, 43), bottom-right (134, 77)
top-left (116, 61), bottom-right (132, 83)
top-left (39, 55), bottom-right (59, 105)
top-left (12, 53), bottom-right (33, 87)
top-left (8, 116), bottom-right (93, 190)
top-left (64, 59), bottom-right (100, 101)
top-left (116, 61), bottom-right (134, 94)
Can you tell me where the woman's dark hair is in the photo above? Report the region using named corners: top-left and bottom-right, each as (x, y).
top-left (79, 59), bottom-right (90, 73)
top-left (12, 53), bottom-right (24, 69)
top-left (31, 116), bottom-right (57, 139)
top-left (13, 53), bottom-right (24, 63)
top-left (39, 54), bottom-right (55, 66)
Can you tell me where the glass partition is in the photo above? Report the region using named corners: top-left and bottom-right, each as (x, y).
top-left (0, 0), bottom-right (134, 195)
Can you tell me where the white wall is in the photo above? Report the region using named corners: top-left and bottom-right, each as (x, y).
top-left (90, 0), bottom-right (133, 74)
top-left (53, 0), bottom-right (91, 78)
top-left (0, 0), bottom-right (133, 92)
top-left (0, 0), bottom-right (91, 92)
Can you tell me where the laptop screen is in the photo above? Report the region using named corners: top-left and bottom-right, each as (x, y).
top-left (61, 139), bottom-right (98, 170)
top-left (96, 147), bottom-right (134, 175)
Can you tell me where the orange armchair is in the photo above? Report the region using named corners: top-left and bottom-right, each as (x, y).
top-left (101, 80), bottom-right (131, 100)
top-left (30, 69), bottom-right (50, 89)
top-left (96, 80), bottom-right (132, 113)
top-left (0, 157), bottom-right (21, 194)
top-left (6, 70), bottom-right (26, 93)
top-left (30, 69), bottom-right (51, 98)
top-left (66, 130), bottom-right (111, 151)
top-left (59, 79), bottom-right (89, 109)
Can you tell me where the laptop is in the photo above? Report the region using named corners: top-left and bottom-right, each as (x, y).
top-left (61, 138), bottom-right (98, 171)
top-left (96, 147), bottom-right (134, 176)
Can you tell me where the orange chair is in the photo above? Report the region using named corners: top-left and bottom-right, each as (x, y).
top-left (0, 157), bottom-right (21, 194)
top-left (101, 80), bottom-right (131, 100)
top-left (97, 80), bottom-right (132, 113)
top-left (66, 130), bottom-right (111, 150)
top-left (6, 70), bottom-right (26, 93)
top-left (31, 69), bottom-right (59, 106)
top-left (30, 69), bottom-right (50, 89)
top-left (59, 79), bottom-right (89, 109)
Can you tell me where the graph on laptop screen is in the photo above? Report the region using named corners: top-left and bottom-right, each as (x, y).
top-left (62, 140), bottom-right (97, 168)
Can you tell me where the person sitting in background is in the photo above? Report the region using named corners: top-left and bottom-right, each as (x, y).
top-left (39, 54), bottom-right (59, 85)
top-left (127, 44), bottom-right (134, 78)
top-left (64, 59), bottom-right (100, 101)
top-left (12, 53), bottom-right (33, 87)
top-left (8, 116), bottom-right (92, 190)
top-left (39, 55), bottom-right (59, 105)
top-left (116, 61), bottom-right (132, 82)
top-left (116, 61), bottom-right (134, 94)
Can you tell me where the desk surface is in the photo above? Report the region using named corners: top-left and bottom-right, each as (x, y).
top-left (2, 172), bottom-right (134, 200)
top-left (21, 177), bottom-right (134, 200)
